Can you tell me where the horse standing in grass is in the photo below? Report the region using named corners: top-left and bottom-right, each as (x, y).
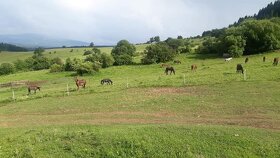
top-left (273, 57), bottom-right (279, 66)
top-left (236, 64), bottom-right (244, 74)
top-left (191, 64), bottom-right (197, 71)
top-left (245, 57), bottom-right (249, 64)
top-left (263, 56), bottom-right (266, 62)
top-left (173, 60), bottom-right (181, 64)
top-left (165, 66), bottom-right (175, 75)
top-left (75, 78), bottom-right (86, 90)
top-left (101, 79), bottom-right (113, 85)
top-left (28, 85), bottom-right (40, 95)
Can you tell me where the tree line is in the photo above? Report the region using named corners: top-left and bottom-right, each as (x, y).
top-left (0, 43), bottom-right (28, 52)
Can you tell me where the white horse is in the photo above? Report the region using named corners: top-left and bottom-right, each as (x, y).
top-left (225, 57), bottom-right (233, 62)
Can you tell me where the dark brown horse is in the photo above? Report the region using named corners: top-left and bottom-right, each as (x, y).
top-left (173, 60), bottom-right (181, 64)
top-left (165, 67), bottom-right (175, 75)
top-left (236, 64), bottom-right (244, 74)
top-left (191, 64), bottom-right (197, 71)
top-left (28, 85), bottom-right (40, 95)
top-left (75, 78), bottom-right (86, 90)
top-left (273, 57), bottom-right (279, 66)
top-left (245, 57), bottom-right (249, 63)
top-left (263, 56), bottom-right (266, 62)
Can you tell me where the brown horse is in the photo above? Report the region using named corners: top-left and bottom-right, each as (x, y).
top-left (28, 85), bottom-right (40, 95)
top-left (236, 64), bottom-right (244, 74)
top-left (245, 57), bottom-right (249, 63)
top-left (273, 57), bottom-right (279, 66)
top-left (173, 60), bottom-right (181, 64)
top-left (165, 66), bottom-right (175, 75)
top-left (75, 78), bottom-right (86, 90)
top-left (263, 56), bottom-right (266, 62)
top-left (191, 64), bottom-right (197, 71)
top-left (161, 63), bottom-right (170, 68)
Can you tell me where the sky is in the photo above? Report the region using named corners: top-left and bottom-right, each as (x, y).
top-left (0, 0), bottom-right (275, 45)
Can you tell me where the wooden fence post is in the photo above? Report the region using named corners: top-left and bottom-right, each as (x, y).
top-left (126, 77), bottom-right (129, 88)
top-left (243, 69), bottom-right (247, 81)
top-left (67, 84), bottom-right (70, 96)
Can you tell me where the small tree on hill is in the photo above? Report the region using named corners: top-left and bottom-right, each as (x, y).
top-left (111, 40), bottom-right (136, 65)
top-left (142, 42), bottom-right (176, 64)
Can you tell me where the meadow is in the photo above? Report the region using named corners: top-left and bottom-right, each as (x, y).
top-left (0, 47), bottom-right (279, 157)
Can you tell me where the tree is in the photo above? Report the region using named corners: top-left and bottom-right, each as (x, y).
top-left (142, 42), bottom-right (176, 64)
top-left (165, 38), bottom-right (184, 51)
top-left (100, 53), bottom-right (114, 68)
top-left (154, 36), bottom-right (160, 42)
top-left (111, 40), bottom-right (136, 65)
top-left (177, 35), bottom-right (183, 39)
top-left (32, 57), bottom-right (51, 70)
top-left (223, 35), bottom-right (246, 57)
top-left (64, 58), bottom-right (75, 71)
top-left (0, 63), bottom-right (15, 75)
top-left (33, 47), bottom-right (45, 58)
top-left (89, 42), bottom-right (94, 47)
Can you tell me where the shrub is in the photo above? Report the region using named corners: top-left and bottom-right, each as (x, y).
top-left (100, 53), bottom-right (114, 68)
top-left (51, 57), bottom-right (64, 65)
top-left (74, 62), bottom-right (94, 76)
top-left (111, 40), bottom-right (136, 65)
top-left (13, 59), bottom-right (29, 71)
top-left (50, 64), bottom-right (63, 73)
top-left (142, 42), bottom-right (176, 64)
top-left (64, 58), bottom-right (75, 71)
top-left (83, 50), bottom-right (93, 56)
top-left (0, 63), bottom-right (16, 75)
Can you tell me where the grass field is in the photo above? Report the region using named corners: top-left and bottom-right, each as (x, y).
top-left (0, 47), bottom-right (279, 157)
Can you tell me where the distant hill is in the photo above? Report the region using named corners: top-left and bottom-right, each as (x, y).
top-left (0, 43), bottom-right (28, 52)
top-left (0, 34), bottom-right (90, 49)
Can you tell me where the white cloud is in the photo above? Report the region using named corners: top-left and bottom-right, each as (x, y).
top-left (0, 0), bottom-right (275, 45)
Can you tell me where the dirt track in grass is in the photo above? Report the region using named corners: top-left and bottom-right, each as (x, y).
top-left (0, 87), bottom-right (279, 130)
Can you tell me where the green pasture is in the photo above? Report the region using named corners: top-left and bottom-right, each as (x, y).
top-left (0, 47), bottom-right (279, 157)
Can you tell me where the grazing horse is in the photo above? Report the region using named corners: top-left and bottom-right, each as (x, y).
top-left (173, 60), bottom-right (181, 64)
top-left (273, 57), bottom-right (279, 66)
top-left (263, 56), bottom-right (266, 62)
top-left (225, 57), bottom-right (233, 62)
top-left (161, 63), bottom-right (170, 68)
top-left (191, 64), bottom-right (197, 71)
top-left (75, 78), bottom-right (86, 90)
top-left (245, 57), bottom-right (249, 63)
top-left (236, 64), bottom-right (244, 74)
top-left (101, 79), bottom-right (113, 85)
top-left (165, 66), bottom-right (175, 75)
top-left (28, 85), bottom-right (40, 94)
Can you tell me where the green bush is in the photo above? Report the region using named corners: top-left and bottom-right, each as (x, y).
top-left (74, 62), bottom-right (94, 76)
top-left (83, 50), bottom-right (93, 56)
top-left (100, 53), bottom-right (114, 68)
top-left (142, 42), bottom-right (176, 64)
top-left (0, 63), bottom-right (16, 75)
top-left (111, 40), bottom-right (136, 65)
top-left (51, 57), bottom-right (64, 65)
top-left (13, 59), bottom-right (29, 71)
top-left (50, 64), bottom-right (63, 73)
top-left (64, 58), bottom-right (75, 71)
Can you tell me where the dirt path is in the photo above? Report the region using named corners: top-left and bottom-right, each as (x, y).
top-left (0, 111), bottom-right (279, 130)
